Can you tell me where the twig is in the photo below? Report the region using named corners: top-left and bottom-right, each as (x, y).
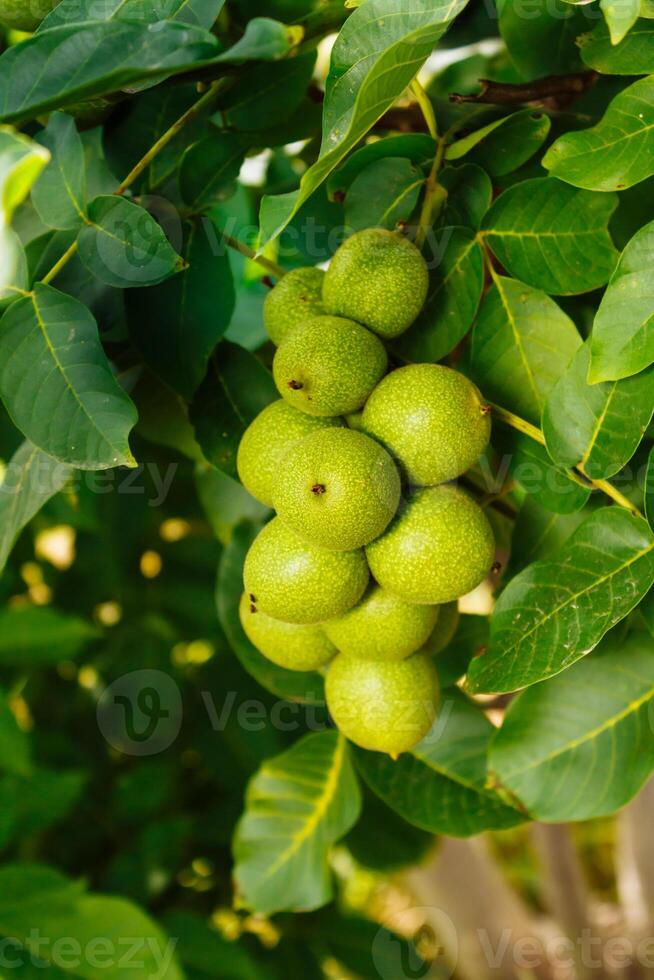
top-left (39, 78), bottom-right (281, 285)
top-left (451, 71), bottom-right (598, 108)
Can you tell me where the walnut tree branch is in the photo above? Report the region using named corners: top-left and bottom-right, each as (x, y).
top-left (450, 70), bottom-right (598, 109)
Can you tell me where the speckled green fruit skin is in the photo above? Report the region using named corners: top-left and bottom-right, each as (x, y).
top-left (366, 485), bottom-right (495, 604)
top-left (325, 652), bottom-right (439, 754)
top-left (237, 399), bottom-right (343, 507)
top-left (362, 364), bottom-right (491, 486)
top-left (243, 517), bottom-right (369, 624)
top-left (239, 592), bottom-right (336, 671)
top-left (273, 315), bottom-right (387, 417)
top-left (421, 602), bottom-right (460, 656)
top-left (273, 428), bottom-right (400, 551)
top-left (324, 584), bottom-right (438, 661)
top-left (263, 267), bottom-right (325, 346)
top-left (322, 229), bottom-right (429, 339)
top-left (0, 0), bottom-right (56, 29)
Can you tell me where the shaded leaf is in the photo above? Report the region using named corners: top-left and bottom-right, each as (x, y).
top-left (0, 128), bottom-right (49, 222)
top-left (344, 158), bottom-right (424, 232)
top-left (495, 427), bottom-right (591, 515)
top-left (498, 0), bottom-right (593, 79)
top-left (490, 634), bottom-right (654, 820)
top-left (216, 521), bottom-right (324, 704)
top-left (509, 497), bottom-right (590, 573)
top-left (189, 341), bottom-right (276, 477)
top-left (32, 113), bottom-right (86, 231)
top-left (0, 21), bottom-right (220, 124)
top-left (543, 341), bottom-right (654, 479)
top-left (78, 195), bottom-right (184, 288)
top-left (162, 911), bottom-right (264, 980)
top-left (0, 691), bottom-right (31, 777)
top-left (0, 284), bottom-right (137, 469)
top-left (439, 163), bottom-right (492, 229)
top-left (646, 446), bottom-right (654, 528)
top-left (356, 690), bottom-right (523, 837)
top-left (179, 132), bottom-right (247, 212)
top-left (0, 606), bottom-right (99, 664)
top-left (481, 178), bottom-right (618, 295)
top-left (470, 276), bottom-right (582, 424)
top-left (543, 75), bottom-right (654, 192)
top-left (127, 218), bottom-right (234, 399)
top-left (468, 508), bottom-right (654, 693)
top-left (258, 0), bottom-right (468, 245)
top-left (446, 110), bottom-right (550, 177)
top-left (195, 465), bottom-right (268, 546)
top-left (394, 226), bottom-right (483, 363)
top-left (581, 17), bottom-right (654, 73)
top-left (0, 442), bottom-right (72, 576)
top-left (233, 730), bottom-right (361, 915)
top-left (327, 134), bottom-right (436, 199)
top-left (589, 217), bottom-right (654, 382)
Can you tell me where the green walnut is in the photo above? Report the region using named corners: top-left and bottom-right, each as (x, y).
top-left (237, 399), bottom-right (343, 507)
top-left (322, 228), bottom-right (429, 339)
top-left (324, 584), bottom-right (438, 661)
top-left (0, 0), bottom-right (57, 30)
top-left (239, 593), bottom-right (336, 671)
top-left (273, 428), bottom-right (400, 551)
top-left (366, 485), bottom-right (495, 604)
top-left (243, 517), bottom-right (369, 624)
top-left (421, 602), bottom-right (460, 656)
top-left (263, 267), bottom-right (325, 346)
top-left (273, 315), bottom-right (387, 417)
top-left (325, 652), bottom-right (439, 755)
top-left (362, 364), bottom-right (491, 486)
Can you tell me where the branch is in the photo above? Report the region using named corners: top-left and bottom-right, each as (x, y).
top-left (451, 71), bottom-right (598, 108)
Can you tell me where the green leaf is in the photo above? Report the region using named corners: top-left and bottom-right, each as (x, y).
top-left (498, 0), bottom-right (593, 79)
top-left (600, 0), bottom-right (641, 43)
top-left (179, 132), bottom-right (247, 212)
top-left (439, 163), bottom-right (492, 229)
top-left (126, 218), bottom-right (234, 400)
top-left (41, 0), bottom-right (224, 28)
top-left (495, 427), bottom-right (591, 515)
top-left (32, 113), bottom-right (86, 231)
top-left (581, 18), bottom-right (654, 73)
top-left (468, 508), bottom-right (654, 694)
top-left (217, 52), bottom-right (316, 131)
top-left (344, 158), bottom-right (424, 232)
top-left (543, 76), bottom-right (654, 192)
top-left (646, 446), bottom-right (654, 528)
top-left (0, 285), bottom-right (137, 469)
top-left (470, 276), bottom-right (582, 424)
top-left (0, 442), bottom-right (72, 576)
top-left (394, 226), bottom-right (484, 363)
top-left (355, 691), bottom-right (523, 837)
top-left (543, 341), bottom-right (654, 479)
top-left (233, 730), bottom-right (361, 915)
top-left (327, 134), bottom-right (436, 199)
top-left (0, 865), bottom-right (183, 980)
top-left (490, 633), bottom-right (654, 820)
top-left (509, 497), bottom-right (590, 573)
top-left (0, 768), bottom-right (86, 847)
top-left (189, 341), bottom-right (276, 478)
top-left (0, 128), bottom-right (49, 222)
top-left (162, 911), bottom-right (264, 980)
top-left (446, 110), bottom-right (550, 177)
top-left (0, 22), bottom-right (220, 124)
top-left (589, 218), bottom-right (654, 382)
top-left (196, 465), bottom-right (268, 546)
top-left (78, 195), bottom-right (184, 288)
top-left (481, 178), bottom-right (619, 295)
top-left (0, 690), bottom-right (31, 777)
top-left (258, 0), bottom-right (468, 246)
top-left (0, 227), bottom-right (28, 307)
top-left (0, 607), bottom-right (99, 664)
top-left (216, 521), bottom-right (325, 704)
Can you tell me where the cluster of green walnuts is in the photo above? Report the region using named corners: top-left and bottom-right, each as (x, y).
top-left (237, 229), bottom-right (495, 757)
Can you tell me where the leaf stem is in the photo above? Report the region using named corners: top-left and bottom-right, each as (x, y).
top-left (410, 78), bottom-right (438, 139)
top-left (489, 401), bottom-right (645, 519)
top-left (38, 78), bottom-right (280, 286)
top-left (411, 79), bottom-right (447, 250)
